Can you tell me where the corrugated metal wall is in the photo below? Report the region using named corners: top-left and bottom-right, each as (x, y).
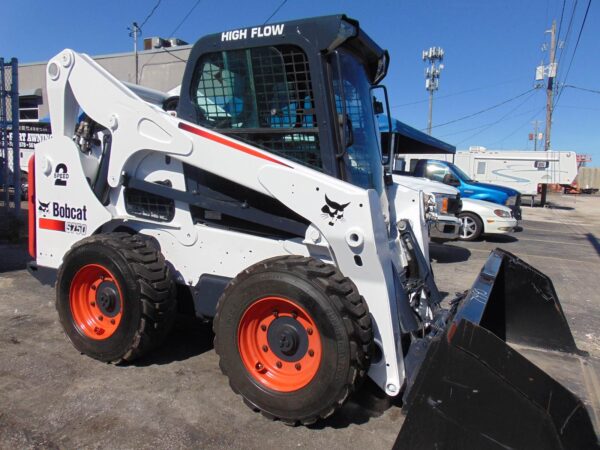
top-left (576, 167), bottom-right (600, 189)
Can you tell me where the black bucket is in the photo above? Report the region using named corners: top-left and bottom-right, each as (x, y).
top-left (395, 249), bottom-right (599, 450)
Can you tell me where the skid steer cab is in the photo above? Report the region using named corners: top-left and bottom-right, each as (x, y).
top-left (27, 14), bottom-right (598, 448)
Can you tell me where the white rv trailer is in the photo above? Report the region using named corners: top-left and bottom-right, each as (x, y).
top-left (398, 148), bottom-right (578, 202)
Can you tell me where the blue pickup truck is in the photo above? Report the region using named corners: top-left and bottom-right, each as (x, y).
top-left (404, 158), bottom-right (522, 220)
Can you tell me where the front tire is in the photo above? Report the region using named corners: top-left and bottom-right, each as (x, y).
top-left (214, 255), bottom-right (372, 425)
top-left (458, 212), bottom-right (483, 241)
top-left (56, 232), bottom-right (176, 363)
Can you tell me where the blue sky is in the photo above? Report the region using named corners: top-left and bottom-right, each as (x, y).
top-left (2, 0), bottom-right (598, 165)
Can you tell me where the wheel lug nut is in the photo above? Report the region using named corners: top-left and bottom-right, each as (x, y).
top-left (97, 316), bottom-right (103, 321)
top-left (273, 310), bottom-right (279, 317)
top-left (90, 302), bottom-right (95, 307)
top-left (91, 285), bottom-right (97, 291)
top-left (276, 361), bottom-right (282, 368)
top-left (292, 310), bottom-right (298, 319)
top-left (256, 362), bottom-right (263, 371)
top-left (110, 319), bottom-right (115, 325)
top-left (295, 363), bottom-right (301, 370)
top-left (262, 345), bottom-right (268, 352)
top-left (307, 327), bottom-right (313, 335)
top-left (260, 324), bottom-right (267, 331)
top-left (308, 349), bottom-right (314, 357)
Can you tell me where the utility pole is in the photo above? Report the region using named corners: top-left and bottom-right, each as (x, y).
top-left (539, 20), bottom-right (557, 206)
top-left (422, 47), bottom-right (444, 135)
top-left (530, 120), bottom-right (542, 151)
top-left (129, 22), bottom-right (141, 84)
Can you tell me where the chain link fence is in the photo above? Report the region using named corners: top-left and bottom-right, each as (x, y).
top-left (0, 58), bottom-right (21, 239)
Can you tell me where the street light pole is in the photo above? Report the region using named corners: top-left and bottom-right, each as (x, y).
top-left (129, 22), bottom-right (141, 84)
top-left (531, 120), bottom-right (542, 151)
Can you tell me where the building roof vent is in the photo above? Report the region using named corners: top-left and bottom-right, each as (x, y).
top-left (143, 37), bottom-right (189, 50)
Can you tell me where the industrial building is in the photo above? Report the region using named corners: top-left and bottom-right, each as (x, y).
top-left (17, 38), bottom-right (190, 122)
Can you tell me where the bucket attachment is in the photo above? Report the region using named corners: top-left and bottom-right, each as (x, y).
top-left (395, 249), bottom-right (599, 450)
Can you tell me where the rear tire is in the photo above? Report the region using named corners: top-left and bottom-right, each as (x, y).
top-left (458, 212), bottom-right (483, 241)
top-left (214, 255), bottom-right (372, 425)
top-left (56, 232), bottom-right (176, 363)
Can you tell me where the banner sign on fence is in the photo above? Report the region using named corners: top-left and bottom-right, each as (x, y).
top-left (7, 122), bottom-right (52, 151)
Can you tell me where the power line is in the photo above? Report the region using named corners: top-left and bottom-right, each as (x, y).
top-left (423, 87), bottom-right (538, 131)
top-left (487, 107), bottom-right (546, 147)
top-left (556, 0), bottom-right (566, 44)
top-left (391, 77), bottom-right (527, 109)
top-left (554, 0), bottom-right (579, 103)
top-left (556, 0), bottom-right (578, 67)
top-left (142, 0), bottom-right (203, 68)
top-left (139, 0), bottom-right (162, 30)
top-left (563, 84), bottom-right (600, 95)
top-left (558, 104), bottom-right (600, 111)
top-left (455, 89), bottom-right (539, 144)
top-left (554, 0), bottom-right (592, 107)
top-left (170, 0), bottom-right (203, 37)
top-left (437, 106), bottom-right (542, 138)
top-left (263, 0), bottom-right (288, 25)
top-left (156, 46), bottom-right (188, 62)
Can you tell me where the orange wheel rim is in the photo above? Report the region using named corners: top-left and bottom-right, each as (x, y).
top-left (69, 264), bottom-right (123, 340)
top-left (238, 297), bottom-right (322, 392)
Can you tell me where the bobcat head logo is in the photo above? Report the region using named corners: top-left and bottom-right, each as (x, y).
top-left (321, 195), bottom-right (350, 226)
top-left (38, 200), bottom-right (50, 216)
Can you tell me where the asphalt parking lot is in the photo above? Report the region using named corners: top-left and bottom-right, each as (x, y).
top-left (1, 193), bottom-right (599, 449)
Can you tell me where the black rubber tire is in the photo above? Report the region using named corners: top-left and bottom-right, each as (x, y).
top-left (213, 255), bottom-right (373, 425)
top-left (458, 212), bottom-right (483, 241)
top-left (56, 232), bottom-right (176, 363)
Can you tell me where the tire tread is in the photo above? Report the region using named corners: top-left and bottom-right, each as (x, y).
top-left (58, 232), bottom-right (176, 363)
top-left (214, 255), bottom-right (372, 425)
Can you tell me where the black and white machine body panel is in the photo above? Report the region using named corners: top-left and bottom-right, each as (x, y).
top-left (32, 46), bottom-right (435, 397)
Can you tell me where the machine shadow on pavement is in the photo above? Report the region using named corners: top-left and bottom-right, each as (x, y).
top-left (481, 234), bottom-right (519, 244)
top-left (587, 233), bottom-right (600, 258)
top-left (308, 379), bottom-right (403, 430)
top-left (429, 243), bottom-right (471, 263)
top-left (546, 203), bottom-right (575, 211)
top-left (133, 315), bottom-right (214, 366)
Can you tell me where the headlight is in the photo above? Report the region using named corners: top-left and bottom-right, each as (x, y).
top-left (423, 193), bottom-right (437, 218)
top-left (505, 195), bottom-right (517, 206)
top-left (435, 194), bottom-right (455, 214)
top-left (435, 194), bottom-right (451, 214)
top-left (493, 209), bottom-right (511, 218)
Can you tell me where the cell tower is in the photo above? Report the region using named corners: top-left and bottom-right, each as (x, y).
top-left (422, 47), bottom-right (444, 135)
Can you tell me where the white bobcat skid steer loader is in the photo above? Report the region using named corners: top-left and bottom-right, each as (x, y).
top-left (27, 15), bottom-right (598, 448)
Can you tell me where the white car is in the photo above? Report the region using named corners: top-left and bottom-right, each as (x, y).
top-left (458, 198), bottom-right (518, 241)
top-left (392, 174), bottom-right (462, 241)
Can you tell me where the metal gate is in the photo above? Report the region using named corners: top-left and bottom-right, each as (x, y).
top-left (0, 57), bottom-right (20, 217)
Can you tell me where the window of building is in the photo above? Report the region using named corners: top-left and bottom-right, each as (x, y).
top-left (191, 45), bottom-right (321, 169)
top-left (19, 96), bottom-right (40, 122)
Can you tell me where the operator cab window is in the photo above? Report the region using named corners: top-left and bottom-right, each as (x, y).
top-left (191, 45), bottom-right (321, 170)
top-left (331, 50), bottom-right (383, 193)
